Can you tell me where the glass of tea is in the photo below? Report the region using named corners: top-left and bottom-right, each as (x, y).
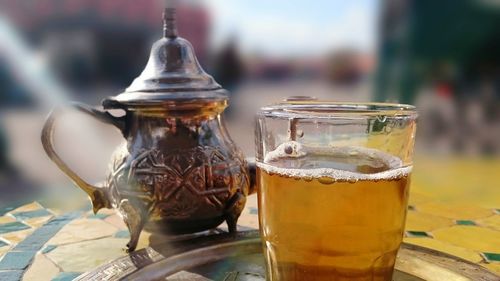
top-left (255, 101), bottom-right (417, 281)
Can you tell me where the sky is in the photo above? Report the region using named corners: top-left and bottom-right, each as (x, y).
top-left (206, 0), bottom-right (379, 57)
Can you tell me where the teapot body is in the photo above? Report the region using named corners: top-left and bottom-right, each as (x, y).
top-left (107, 111), bottom-right (250, 236)
top-left (41, 100), bottom-right (252, 252)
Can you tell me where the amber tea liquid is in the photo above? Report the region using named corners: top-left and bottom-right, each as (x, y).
top-left (257, 145), bottom-right (411, 281)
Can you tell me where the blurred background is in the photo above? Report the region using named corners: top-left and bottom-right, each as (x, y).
top-left (0, 0), bottom-right (499, 209)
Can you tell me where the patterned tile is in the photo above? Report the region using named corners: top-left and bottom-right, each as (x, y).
top-left (113, 230), bottom-right (130, 238)
top-left (10, 202), bottom-right (43, 213)
top-left (0, 245), bottom-right (11, 257)
top-left (238, 213), bottom-right (259, 230)
top-left (477, 215), bottom-right (500, 231)
top-left (405, 211), bottom-right (453, 232)
top-left (482, 252), bottom-right (500, 263)
top-left (433, 226), bottom-right (500, 253)
top-left (86, 213), bottom-right (110, 220)
top-left (2, 229), bottom-right (34, 245)
top-left (0, 216), bottom-right (16, 224)
top-left (0, 250), bottom-right (36, 270)
top-left (42, 245), bottom-right (57, 254)
top-left (23, 253), bottom-right (60, 281)
top-left (46, 208), bottom-right (65, 216)
top-left (411, 157), bottom-right (500, 209)
top-left (417, 202), bottom-right (493, 220)
top-left (11, 209), bottom-right (52, 221)
top-left (103, 214), bottom-right (127, 230)
top-left (24, 216), bottom-right (55, 228)
top-left (235, 225), bottom-right (256, 232)
top-left (483, 263), bottom-right (500, 275)
top-left (0, 239), bottom-right (8, 248)
top-left (0, 270), bottom-right (23, 281)
top-left (407, 192), bottom-right (432, 206)
top-left (47, 218), bottom-right (117, 245)
top-left (46, 237), bottom-right (129, 272)
top-left (0, 177), bottom-right (497, 280)
top-left (0, 222), bottom-right (31, 234)
top-left (404, 237), bottom-right (483, 263)
top-left (405, 231), bottom-right (431, 238)
top-left (248, 207), bottom-right (258, 215)
top-left (52, 272), bottom-right (82, 281)
top-left (13, 212), bottom-right (81, 252)
top-left (0, 206), bottom-right (17, 216)
top-left (456, 220), bottom-right (476, 226)
top-left (247, 194), bottom-right (258, 208)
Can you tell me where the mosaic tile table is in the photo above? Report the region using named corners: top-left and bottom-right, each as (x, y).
top-left (0, 157), bottom-right (499, 280)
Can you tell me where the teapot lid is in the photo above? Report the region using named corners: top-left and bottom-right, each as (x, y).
top-left (104, 5), bottom-right (227, 109)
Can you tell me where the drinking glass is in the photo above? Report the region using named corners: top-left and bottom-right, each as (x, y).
top-left (255, 100), bottom-right (417, 281)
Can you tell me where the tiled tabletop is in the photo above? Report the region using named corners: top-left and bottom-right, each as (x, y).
top-left (0, 158), bottom-right (499, 280)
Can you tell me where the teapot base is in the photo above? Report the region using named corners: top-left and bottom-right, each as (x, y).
top-left (144, 216), bottom-right (227, 235)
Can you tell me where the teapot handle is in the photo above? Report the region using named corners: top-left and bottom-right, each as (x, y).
top-left (41, 102), bottom-right (126, 213)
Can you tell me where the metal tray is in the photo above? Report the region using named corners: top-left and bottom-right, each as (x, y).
top-left (76, 230), bottom-right (498, 281)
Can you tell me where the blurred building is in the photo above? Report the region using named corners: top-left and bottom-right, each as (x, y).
top-left (376, 0), bottom-right (500, 104)
top-left (376, 0), bottom-right (500, 154)
top-left (0, 0), bottom-right (210, 97)
top-left (327, 49), bottom-right (375, 86)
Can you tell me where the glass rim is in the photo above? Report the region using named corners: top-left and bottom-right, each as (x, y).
top-left (258, 101), bottom-right (418, 119)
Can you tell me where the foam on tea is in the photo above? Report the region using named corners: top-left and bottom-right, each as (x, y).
top-left (259, 141), bottom-right (412, 182)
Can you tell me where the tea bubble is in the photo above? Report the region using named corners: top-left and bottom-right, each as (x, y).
top-left (318, 176), bottom-right (336, 185)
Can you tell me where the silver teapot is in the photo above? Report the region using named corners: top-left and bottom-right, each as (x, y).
top-left (42, 7), bottom-right (255, 252)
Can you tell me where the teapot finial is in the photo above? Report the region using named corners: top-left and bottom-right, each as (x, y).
top-left (163, 0), bottom-right (178, 38)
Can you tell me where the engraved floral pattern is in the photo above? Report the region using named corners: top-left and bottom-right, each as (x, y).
top-left (109, 146), bottom-right (247, 220)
